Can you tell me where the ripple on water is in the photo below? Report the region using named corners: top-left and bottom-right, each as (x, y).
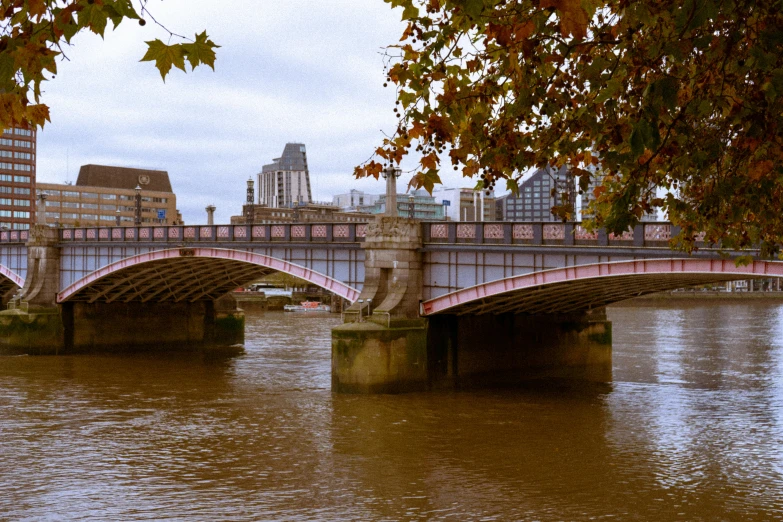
top-left (1, 306), bottom-right (783, 520)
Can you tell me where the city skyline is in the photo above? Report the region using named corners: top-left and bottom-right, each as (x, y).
top-left (33, 1), bottom-right (480, 225)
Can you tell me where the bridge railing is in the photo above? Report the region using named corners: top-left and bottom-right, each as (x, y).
top-left (57, 223), bottom-right (369, 244)
top-left (423, 222), bottom-right (680, 248)
top-left (0, 230), bottom-right (28, 244)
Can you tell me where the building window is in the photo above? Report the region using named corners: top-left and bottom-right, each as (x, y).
top-left (63, 191), bottom-right (79, 197)
top-left (62, 202), bottom-right (79, 208)
top-left (101, 194), bottom-right (116, 200)
top-left (13, 165), bottom-right (32, 172)
top-left (46, 212), bottom-right (60, 219)
top-left (0, 198), bottom-right (10, 205)
top-left (13, 199), bottom-right (30, 206)
top-left (82, 192), bottom-right (99, 199)
top-left (81, 203), bottom-right (99, 209)
top-left (12, 211), bottom-right (29, 218)
top-left (13, 188), bottom-right (29, 195)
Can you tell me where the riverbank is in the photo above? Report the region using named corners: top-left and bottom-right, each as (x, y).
top-left (616, 290), bottom-right (783, 305)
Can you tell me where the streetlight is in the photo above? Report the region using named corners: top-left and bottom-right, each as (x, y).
top-left (408, 194), bottom-right (415, 219)
top-left (115, 208), bottom-right (121, 226)
top-left (358, 298), bottom-right (365, 321)
top-left (134, 184), bottom-right (142, 226)
top-left (381, 165), bottom-right (401, 217)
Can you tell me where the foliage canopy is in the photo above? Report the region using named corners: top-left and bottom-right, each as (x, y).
top-left (0, 0), bottom-right (216, 132)
top-left (357, 0), bottom-right (783, 254)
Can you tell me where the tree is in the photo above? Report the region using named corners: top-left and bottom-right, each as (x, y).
top-left (0, 0), bottom-right (217, 132)
top-left (357, 0), bottom-right (783, 255)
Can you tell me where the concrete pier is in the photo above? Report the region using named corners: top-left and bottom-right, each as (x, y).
top-left (331, 216), bottom-right (612, 393)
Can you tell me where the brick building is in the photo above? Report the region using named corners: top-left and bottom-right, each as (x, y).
top-left (37, 164), bottom-right (182, 227)
top-left (0, 125), bottom-right (36, 229)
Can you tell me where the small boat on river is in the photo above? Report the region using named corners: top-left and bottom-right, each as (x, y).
top-left (283, 301), bottom-right (331, 312)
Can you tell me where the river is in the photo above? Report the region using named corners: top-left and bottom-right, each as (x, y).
top-left (1, 303), bottom-right (782, 520)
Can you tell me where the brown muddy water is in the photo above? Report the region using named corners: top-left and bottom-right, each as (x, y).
top-left (1, 304), bottom-right (782, 520)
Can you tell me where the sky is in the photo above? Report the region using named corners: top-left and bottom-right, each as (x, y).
top-left (35, 0), bottom-right (484, 224)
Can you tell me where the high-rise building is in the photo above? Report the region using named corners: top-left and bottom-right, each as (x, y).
top-left (258, 143), bottom-right (312, 208)
top-left (0, 125), bottom-right (36, 229)
top-left (501, 165), bottom-right (574, 222)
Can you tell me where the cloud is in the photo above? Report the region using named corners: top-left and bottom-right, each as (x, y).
top-left (37, 1), bottom-right (478, 224)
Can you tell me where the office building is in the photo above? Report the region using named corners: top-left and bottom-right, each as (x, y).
top-left (501, 165), bottom-right (574, 221)
top-left (258, 143), bottom-right (312, 208)
top-left (358, 190), bottom-right (446, 220)
top-left (37, 164), bottom-right (182, 227)
top-left (0, 125), bottom-right (36, 229)
top-left (333, 189), bottom-right (378, 210)
top-left (580, 168), bottom-right (658, 221)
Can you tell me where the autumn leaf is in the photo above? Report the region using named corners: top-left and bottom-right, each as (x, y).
top-left (181, 31), bottom-right (219, 70)
top-left (141, 40), bottom-right (187, 81)
top-left (540, 0), bottom-right (590, 39)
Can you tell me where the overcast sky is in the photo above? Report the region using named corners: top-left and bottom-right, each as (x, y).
top-left (35, 0), bottom-right (479, 224)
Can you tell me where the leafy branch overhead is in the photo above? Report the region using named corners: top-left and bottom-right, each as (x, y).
top-left (359, 0), bottom-right (783, 255)
top-left (0, 0), bottom-right (217, 129)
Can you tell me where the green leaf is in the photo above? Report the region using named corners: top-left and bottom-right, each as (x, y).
top-left (181, 31), bottom-right (219, 70)
top-left (402, 4), bottom-right (419, 20)
top-left (463, 0), bottom-right (484, 19)
top-left (629, 122), bottom-right (646, 158)
top-left (141, 40), bottom-right (187, 81)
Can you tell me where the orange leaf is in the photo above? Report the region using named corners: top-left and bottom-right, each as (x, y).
top-left (540, 0), bottom-right (590, 39)
top-left (421, 153), bottom-right (439, 170)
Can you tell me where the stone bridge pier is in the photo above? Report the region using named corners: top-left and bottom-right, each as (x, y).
top-left (331, 217), bottom-right (612, 393)
top-left (0, 224), bottom-right (244, 354)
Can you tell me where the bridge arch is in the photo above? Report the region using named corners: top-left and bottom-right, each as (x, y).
top-left (57, 247), bottom-right (360, 304)
top-left (421, 258), bottom-right (783, 316)
top-left (0, 265), bottom-right (24, 297)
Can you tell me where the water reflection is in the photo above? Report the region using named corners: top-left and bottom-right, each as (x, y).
top-left (0, 306), bottom-right (782, 520)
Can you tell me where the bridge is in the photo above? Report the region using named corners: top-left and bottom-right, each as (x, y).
top-left (0, 218), bottom-right (780, 393)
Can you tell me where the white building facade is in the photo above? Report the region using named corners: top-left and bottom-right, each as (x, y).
top-left (258, 143), bottom-right (312, 208)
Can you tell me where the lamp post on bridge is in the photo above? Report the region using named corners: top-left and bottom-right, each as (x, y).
top-left (408, 194), bottom-right (415, 219)
top-left (115, 208), bottom-right (121, 226)
top-left (134, 184), bottom-right (142, 226)
top-left (206, 205), bottom-right (216, 226)
top-left (381, 165), bottom-right (401, 217)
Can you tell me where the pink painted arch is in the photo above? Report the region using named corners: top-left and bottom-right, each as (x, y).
top-left (57, 247), bottom-right (360, 304)
top-left (0, 265), bottom-right (23, 289)
top-left (421, 258), bottom-right (783, 316)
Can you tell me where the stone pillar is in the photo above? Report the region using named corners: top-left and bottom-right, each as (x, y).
top-left (206, 205), bottom-right (216, 226)
top-left (0, 224), bottom-right (65, 354)
top-left (332, 216), bottom-right (428, 393)
top-left (204, 293), bottom-right (245, 346)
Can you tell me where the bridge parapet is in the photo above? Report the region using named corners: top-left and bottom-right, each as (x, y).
top-left (0, 229), bottom-right (28, 244)
top-left (57, 223), bottom-right (368, 244)
top-left (424, 221), bottom-right (681, 248)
